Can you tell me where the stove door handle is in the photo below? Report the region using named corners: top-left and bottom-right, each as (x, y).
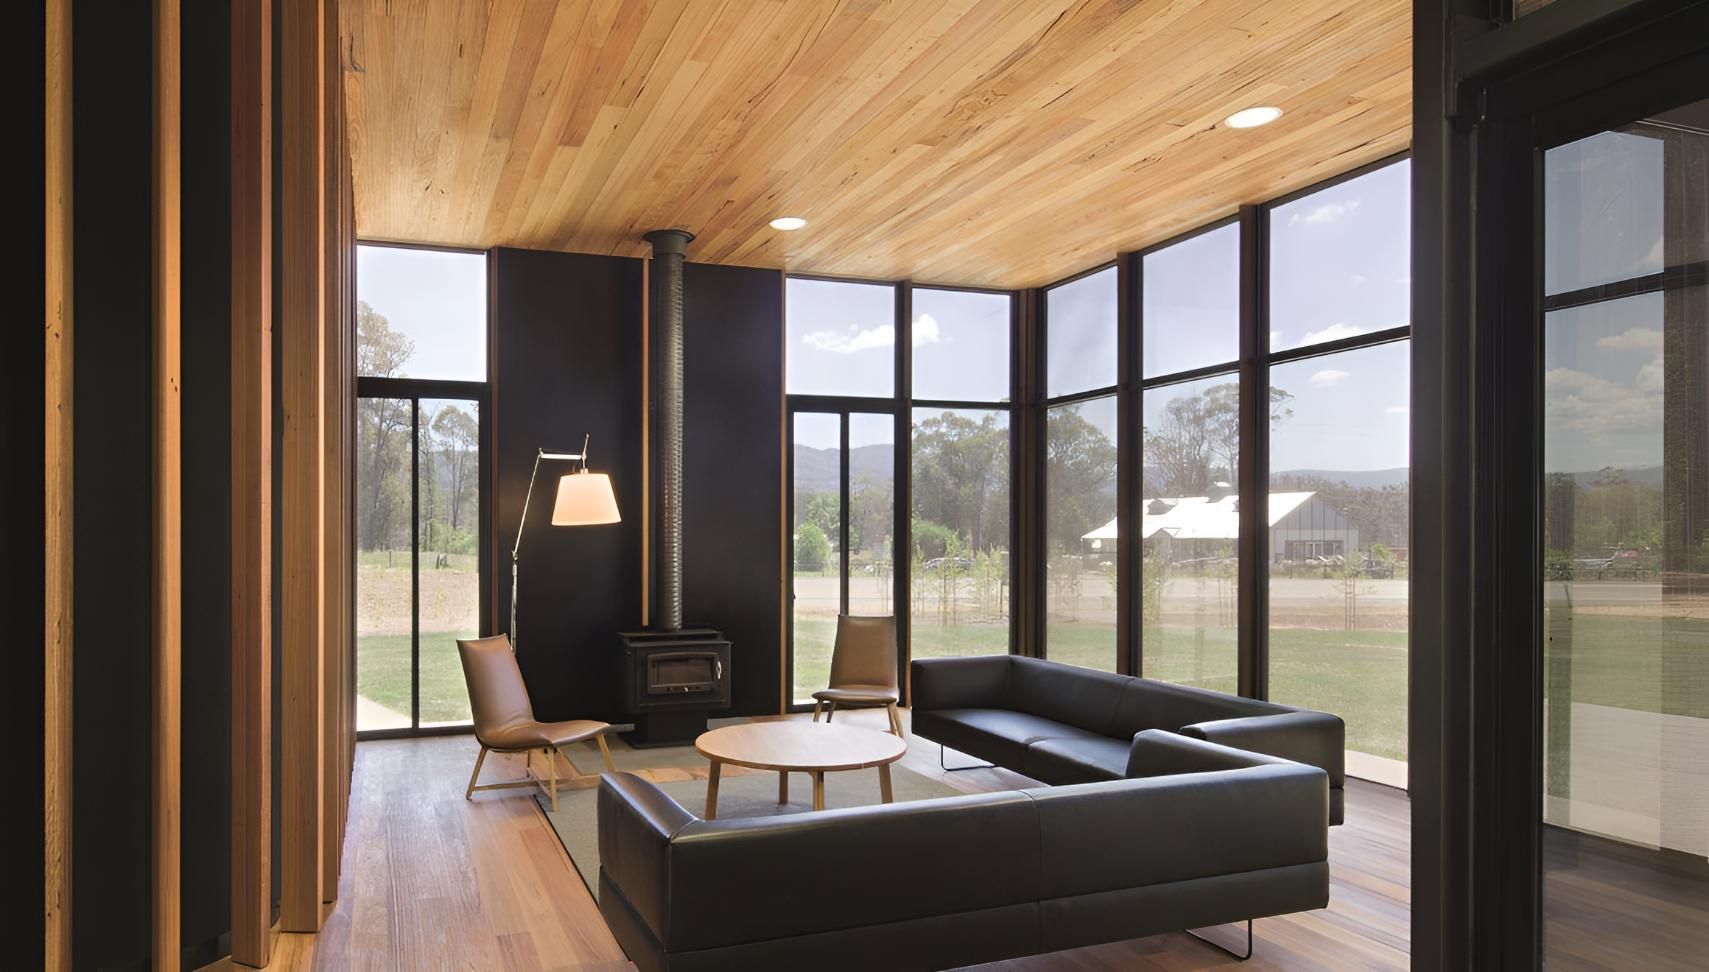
top-left (714, 659), bottom-right (723, 681)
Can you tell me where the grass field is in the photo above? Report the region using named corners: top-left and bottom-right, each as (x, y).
top-left (356, 632), bottom-right (474, 727)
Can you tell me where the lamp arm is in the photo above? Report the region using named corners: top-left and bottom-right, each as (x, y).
top-left (508, 439), bottom-right (593, 649)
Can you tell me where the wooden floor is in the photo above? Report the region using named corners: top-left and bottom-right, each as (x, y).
top-left (265, 708), bottom-right (1410, 971)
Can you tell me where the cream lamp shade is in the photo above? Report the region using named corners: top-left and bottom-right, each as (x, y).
top-left (551, 470), bottom-right (622, 526)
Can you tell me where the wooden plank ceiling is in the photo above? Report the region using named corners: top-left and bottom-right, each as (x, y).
top-left (342, 0), bottom-right (1410, 289)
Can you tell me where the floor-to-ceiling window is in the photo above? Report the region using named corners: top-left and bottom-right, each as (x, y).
top-left (910, 287), bottom-right (1013, 658)
top-left (1540, 108), bottom-right (1709, 964)
top-left (1043, 266), bottom-right (1120, 671)
top-left (1140, 221), bottom-right (1241, 691)
top-left (1265, 160), bottom-right (1412, 786)
top-left (355, 243), bottom-right (489, 735)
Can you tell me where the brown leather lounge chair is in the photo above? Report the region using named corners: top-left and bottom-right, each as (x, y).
top-left (457, 635), bottom-right (616, 811)
top-left (811, 615), bottom-right (905, 736)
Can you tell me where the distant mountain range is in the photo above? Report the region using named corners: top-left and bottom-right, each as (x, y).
top-left (792, 446), bottom-right (1662, 497)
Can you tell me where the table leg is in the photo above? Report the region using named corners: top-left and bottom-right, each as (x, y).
top-left (812, 771), bottom-right (825, 811)
top-left (879, 763), bottom-right (893, 803)
top-left (779, 770), bottom-right (789, 805)
top-left (705, 760), bottom-right (722, 820)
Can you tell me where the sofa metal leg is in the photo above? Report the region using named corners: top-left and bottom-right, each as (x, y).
top-left (1185, 919), bottom-right (1253, 961)
top-left (938, 743), bottom-right (994, 772)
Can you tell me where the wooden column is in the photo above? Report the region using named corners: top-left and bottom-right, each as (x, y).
top-left (44, 0), bottom-right (74, 967)
top-left (152, 0), bottom-right (184, 965)
top-left (320, 0), bottom-right (348, 901)
top-left (281, 0), bottom-right (327, 932)
top-left (231, 0), bottom-right (274, 963)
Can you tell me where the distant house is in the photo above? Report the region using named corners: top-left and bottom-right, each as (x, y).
top-left (1081, 491), bottom-right (1360, 564)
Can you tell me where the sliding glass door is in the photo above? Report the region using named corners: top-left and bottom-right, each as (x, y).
top-left (788, 407), bottom-right (895, 706)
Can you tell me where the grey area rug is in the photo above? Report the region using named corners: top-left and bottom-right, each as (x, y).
top-left (538, 724), bottom-right (962, 893)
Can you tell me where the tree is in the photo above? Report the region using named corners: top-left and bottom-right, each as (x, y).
top-left (356, 303), bottom-right (416, 552)
top-left (1143, 382), bottom-right (1293, 496)
top-left (911, 411), bottom-right (1009, 556)
top-left (432, 403), bottom-right (479, 532)
top-left (1045, 405), bottom-right (1118, 554)
top-left (795, 523), bottom-right (830, 572)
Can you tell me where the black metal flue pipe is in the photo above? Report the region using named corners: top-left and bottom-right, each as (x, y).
top-left (644, 229), bottom-right (693, 632)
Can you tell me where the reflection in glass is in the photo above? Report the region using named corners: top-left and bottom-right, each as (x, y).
top-left (356, 397), bottom-right (415, 731)
top-left (1143, 224), bottom-right (1239, 378)
top-left (911, 408), bottom-right (1010, 658)
top-left (792, 413), bottom-right (842, 703)
top-left (1269, 160), bottom-right (1410, 353)
top-left (1140, 376), bottom-right (1240, 693)
top-left (1541, 114), bottom-right (1709, 966)
top-left (912, 288), bottom-right (1010, 402)
top-left (356, 245), bottom-right (487, 381)
top-left (1045, 396), bottom-right (1119, 671)
top-left (786, 278), bottom-right (897, 398)
top-left (1046, 267), bottom-right (1118, 397)
top-left (1268, 344), bottom-right (1411, 785)
top-left (415, 399), bottom-right (481, 727)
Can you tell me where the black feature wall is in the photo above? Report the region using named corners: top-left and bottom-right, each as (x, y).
top-left (491, 250), bottom-right (784, 721)
top-left (680, 263), bottom-right (785, 715)
top-left (493, 249), bottom-right (647, 723)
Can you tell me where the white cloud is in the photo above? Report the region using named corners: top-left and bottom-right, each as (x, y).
top-left (1350, 273), bottom-right (1368, 285)
top-left (1594, 327), bottom-right (1663, 352)
top-left (1636, 356), bottom-right (1664, 393)
top-left (1291, 200), bottom-right (1361, 225)
top-left (1301, 322), bottom-right (1367, 345)
top-left (1310, 369), bottom-right (1351, 388)
top-left (1385, 405), bottom-right (1409, 415)
top-left (805, 313), bottom-right (943, 355)
top-left (1269, 330), bottom-right (1282, 348)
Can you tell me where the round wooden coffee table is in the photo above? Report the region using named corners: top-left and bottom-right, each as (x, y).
top-left (693, 722), bottom-right (907, 819)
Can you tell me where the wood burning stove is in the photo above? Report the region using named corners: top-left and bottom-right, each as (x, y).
top-left (619, 628), bottom-right (731, 746)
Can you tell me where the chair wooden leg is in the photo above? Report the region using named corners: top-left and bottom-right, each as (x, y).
top-left (597, 733), bottom-right (615, 773)
top-left (548, 746), bottom-right (558, 813)
top-left (825, 701), bottom-right (837, 723)
top-left (466, 745), bottom-right (489, 800)
top-left (887, 703), bottom-right (904, 737)
top-left (812, 700), bottom-right (823, 722)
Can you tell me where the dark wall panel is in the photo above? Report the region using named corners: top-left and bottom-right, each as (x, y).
top-left (181, 0), bottom-right (235, 963)
top-left (71, 0), bottom-right (155, 965)
top-left (493, 248), bottom-right (645, 722)
top-left (681, 263), bottom-right (785, 715)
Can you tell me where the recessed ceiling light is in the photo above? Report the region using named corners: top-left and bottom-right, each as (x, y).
top-left (1224, 106), bottom-right (1283, 129)
top-left (770, 216), bottom-right (808, 231)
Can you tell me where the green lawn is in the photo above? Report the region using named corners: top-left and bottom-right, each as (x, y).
top-left (356, 632), bottom-right (474, 726)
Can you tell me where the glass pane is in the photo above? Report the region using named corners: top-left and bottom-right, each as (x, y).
top-left (786, 278), bottom-right (896, 398)
top-left (911, 288), bottom-right (1010, 402)
top-left (356, 397), bottom-right (414, 731)
top-left (356, 245), bottom-right (487, 381)
top-left (1140, 376), bottom-right (1240, 692)
top-left (848, 413), bottom-right (895, 622)
top-left (1269, 160), bottom-right (1411, 353)
top-left (1143, 224), bottom-right (1239, 378)
top-left (911, 408), bottom-right (1010, 658)
top-left (1542, 105), bottom-right (1709, 966)
top-left (1543, 131), bottom-right (1664, 296)
top-left (1045, 395), bottom-right (1119, 671)
top-left (416, 399), bottom-right (480, 727)
top-left (1268, 343), bottom-right (1411, 786)
top-left (792, 413), bottom-right (841, 703)
top-left (1046, 266), bottom-right (1118, 397)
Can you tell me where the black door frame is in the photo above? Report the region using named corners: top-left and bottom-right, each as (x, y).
top-left (354, 376), bottom-right (492, 740)
top-left (1413, 0), bottom-right (1709, 965)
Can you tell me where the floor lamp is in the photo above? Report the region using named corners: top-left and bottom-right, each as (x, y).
top-left (510, 437), bottom-right (621, 651)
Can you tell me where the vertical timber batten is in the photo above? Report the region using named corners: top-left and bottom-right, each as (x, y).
top-left (231, 0), bottom-right (274, 962)
top-left (152, 0), bottom-right (184, 964)
top-left (45, 0), bottom-right (75, 966)
top-left (281, 0), bottom-right (327, 932)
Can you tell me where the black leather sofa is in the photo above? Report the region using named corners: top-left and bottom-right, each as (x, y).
top-left (911, 655), bottom-right (1347, 825)
top-left (597, 731), bottom-right (1330, 972)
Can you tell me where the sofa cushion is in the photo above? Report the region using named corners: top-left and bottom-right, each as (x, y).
top-left (914, 708), bottom-right (1106, 768)
top-left (1021, 736), bottom-right (1129, 785)
top-left (1108, 677), bottom-right (1288, 740)
top-left (1008, 656), bottom-right (1129, 735)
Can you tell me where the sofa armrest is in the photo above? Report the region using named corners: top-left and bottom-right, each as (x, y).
top-left (910, 655), bottom-right (1011, 712)
top-left (596, 772), bottom-right (697, 944)
top-left (1124, 728), bottom-right (1294, 778)
top-left (1178, 710), bottom-right (1345, 788)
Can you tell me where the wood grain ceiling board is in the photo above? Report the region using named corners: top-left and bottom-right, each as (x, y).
top-left (343, 0), bottom-right (1410, 289)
